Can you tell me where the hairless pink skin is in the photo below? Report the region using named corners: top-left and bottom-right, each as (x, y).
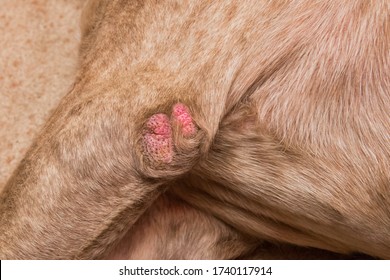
top-left (143, 103), bottom-right (197, 164)
top-left (171, 103), bottom-right (197, 138)
top-left (143, 113), bottom-right (173, 164)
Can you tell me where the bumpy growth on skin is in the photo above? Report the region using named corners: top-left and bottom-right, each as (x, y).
top-left (171, 103), bottom-right (197, 138)
top-left (143, 113), bottom-right (173, 164)
top-left (143, 103), bottom-right (197, 164)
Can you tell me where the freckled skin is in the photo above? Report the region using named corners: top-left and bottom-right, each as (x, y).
top-left (143, 113), bottom-right (173, 163)
top-left (143, 103), bottom-right (197, 164)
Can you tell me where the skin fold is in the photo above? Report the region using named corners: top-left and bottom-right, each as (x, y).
top-left (0, 0), bottom-right (389, 259)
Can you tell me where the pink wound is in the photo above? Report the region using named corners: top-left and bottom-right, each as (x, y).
top-left (172, 103), bottom-right (197, 137)
top-left (143, 103), bottom-right (197, 164)
top-left (143, 113), bottom-right (173, 164)
top-left (146, 114), bottom-right (171, 135)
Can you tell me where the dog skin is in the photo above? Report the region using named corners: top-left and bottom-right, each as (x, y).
top-left (0, 0), bottom-right (389, 259)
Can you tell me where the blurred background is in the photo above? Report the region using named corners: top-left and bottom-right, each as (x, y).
top-left (0, 0), bottom-right (84, 189)
top-left (0, 0), bottom-right (372, 260)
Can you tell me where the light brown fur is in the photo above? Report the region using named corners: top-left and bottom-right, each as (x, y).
top-left (0, 0), bottom-right (389, 259)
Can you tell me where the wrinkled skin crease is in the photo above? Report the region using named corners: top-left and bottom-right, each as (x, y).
top-left (0, 0), bottom-right (389, 259)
